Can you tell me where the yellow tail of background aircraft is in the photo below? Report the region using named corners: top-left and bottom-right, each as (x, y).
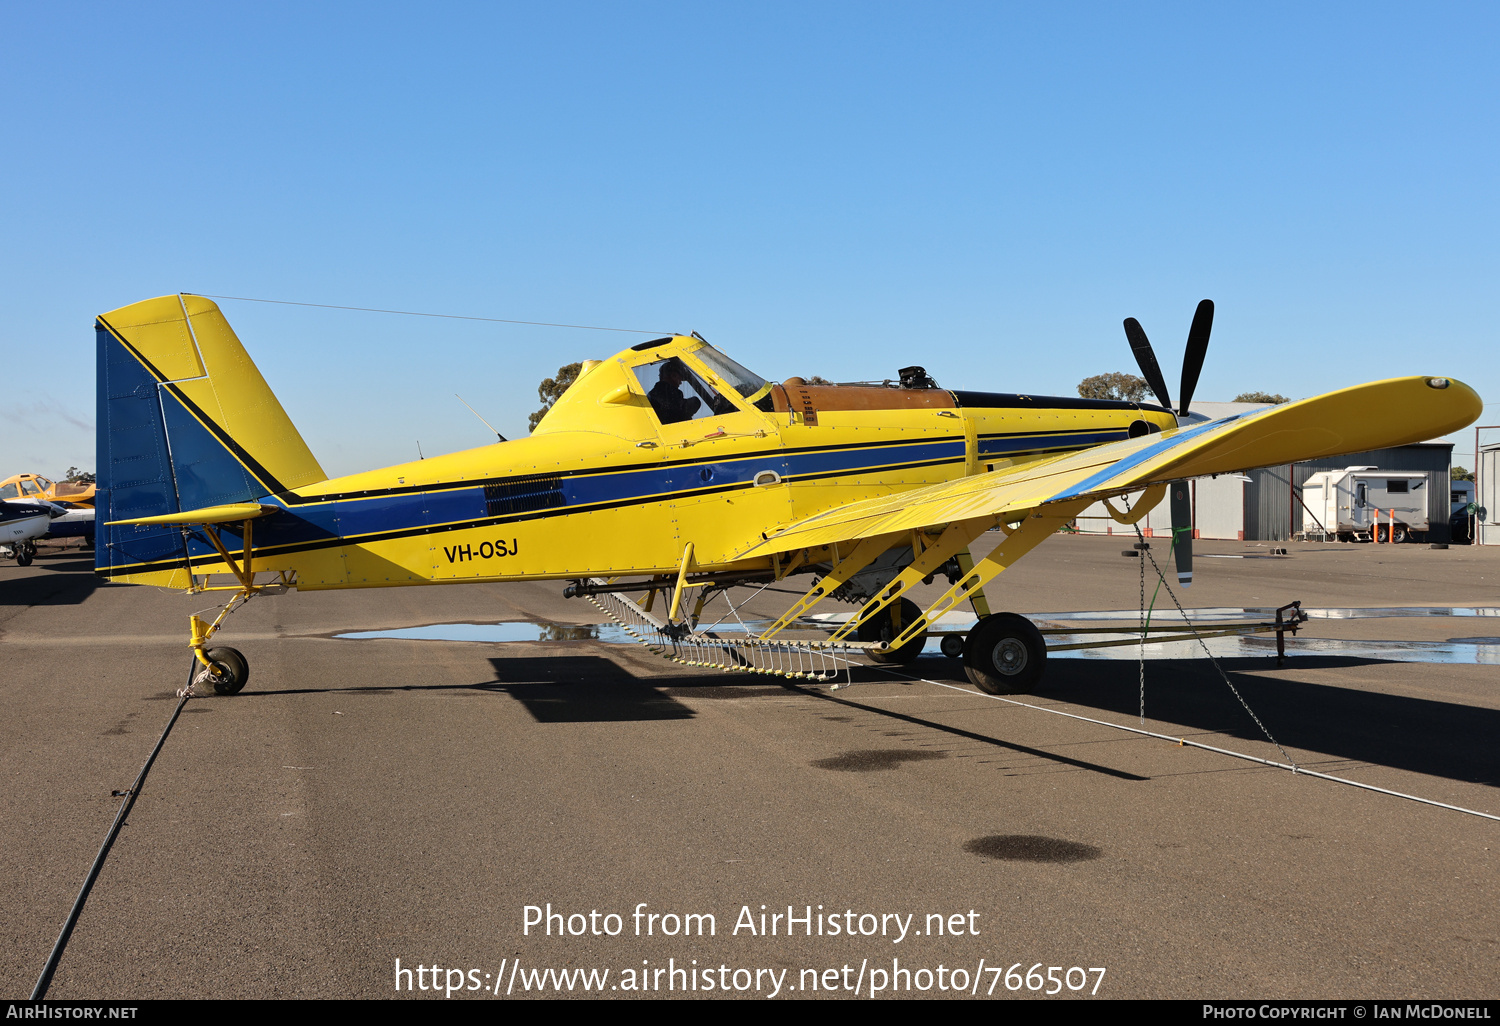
top-left (96, 294), bottom-right (1481, 696)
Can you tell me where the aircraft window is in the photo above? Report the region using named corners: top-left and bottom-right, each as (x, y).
top-left (19, 479), bottom-right (40, 496)
top-left (636, 357), bottom-right (735, 425)
top-left (695, 347), bottom-right (772, 403)
top-left (0, 483), bottom-right (18, 499)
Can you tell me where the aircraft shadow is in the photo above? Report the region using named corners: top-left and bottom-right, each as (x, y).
top-left (217, 658), bottom-right (696, 725)
top-left (0, 555), bottom-right (104, 606)
top-left (1031, 657), bottom-right (1500, 786)
top-left (486, 656), bottom-right (696, 723)
top-left (660, 667), bottom-right (1147, 781)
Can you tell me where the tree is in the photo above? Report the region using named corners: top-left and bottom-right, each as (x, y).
top-left (1077, 372), bottom-right (1148, 402)
top-left (63, 467), bottom-right (96, 484)
top-left (1452, 466), bottom-right (1474, 482)
top-left (806, 375), bottom-right (832, 385)
top-left (1232, 391), bottom-right (1291, 404)
top-left (529, 363), bottom-right (582, 432)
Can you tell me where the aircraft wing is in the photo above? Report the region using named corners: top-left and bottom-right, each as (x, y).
top-left (741, 375), bottom-right (1480, 556)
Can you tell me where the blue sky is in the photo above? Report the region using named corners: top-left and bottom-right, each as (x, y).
top-left (2, 2), bottom-right (1495, 478)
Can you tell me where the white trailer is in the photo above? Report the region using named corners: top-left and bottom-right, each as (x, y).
top-left (1301, 467), bottom-right (1431, 543)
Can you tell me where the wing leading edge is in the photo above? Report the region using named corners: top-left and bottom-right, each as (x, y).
top-left (738, 375), bottom-right (1481, 556)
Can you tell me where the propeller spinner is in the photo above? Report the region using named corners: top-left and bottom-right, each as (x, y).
top-left (1121, 299), bottom-right (1216, 587)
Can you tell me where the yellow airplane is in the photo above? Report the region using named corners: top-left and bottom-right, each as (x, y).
top-left (95, 295), bottom-right (1481, 696)
top-left (1, 473), bottom-right (96, 507)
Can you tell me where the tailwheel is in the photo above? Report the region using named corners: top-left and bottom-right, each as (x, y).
top-left (963, 613), bottom-right (1046, 695)
top-left (205, 647), bottom-right (250, 695)
top-left (858, 597), bottom-right (928, 665)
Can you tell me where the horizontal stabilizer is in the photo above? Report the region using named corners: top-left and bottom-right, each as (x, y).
top-left (107, 503), bottom-right (281, 527)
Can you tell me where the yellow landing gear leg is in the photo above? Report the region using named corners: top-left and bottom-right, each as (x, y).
top-left (186, 597), bottom-right (252, 696)
top-left (183, 518), bottom-right (267, 696)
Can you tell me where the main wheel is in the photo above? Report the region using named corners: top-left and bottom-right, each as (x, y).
top-left (857, 597), bottom-right (927, 665)
top-left (15, 546), bottom-right (33, 567)
top-left (963, 613), bottom-right (1046, 695)
top-left (205, 647), bottom-right (250, 695)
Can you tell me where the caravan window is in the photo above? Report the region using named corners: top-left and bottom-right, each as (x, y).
top-left (1386, 480), bottom-right (1409, 493)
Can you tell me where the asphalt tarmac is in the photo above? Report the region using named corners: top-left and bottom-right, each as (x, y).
top-left (3, 535), bottom-right (1497, 1000)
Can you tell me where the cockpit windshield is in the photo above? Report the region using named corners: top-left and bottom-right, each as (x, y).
top-left (694, 347), bottom-right (772, 404)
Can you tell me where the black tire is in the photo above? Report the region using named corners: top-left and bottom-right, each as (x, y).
top-left (205, 647), bottom-right (249, 695)
top-left (963, 613), bottom-right (1046, 695)
top-left (15, 547), bottom-right (33, 567)
top-left (857, 597), bottom-right (927, 665)
top-left (1390, 524), bottom-right (1408, 544)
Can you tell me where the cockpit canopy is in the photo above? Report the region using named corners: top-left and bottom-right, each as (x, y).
top-left (2, 474), bottom-right (55, 499)
top-left (633, 347), bottom-right (774, 425)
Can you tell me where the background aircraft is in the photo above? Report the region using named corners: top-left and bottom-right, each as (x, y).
top-left (2, 499), bottom-right (62, 565)
top-left (0, 473), bottom-right (95, 507)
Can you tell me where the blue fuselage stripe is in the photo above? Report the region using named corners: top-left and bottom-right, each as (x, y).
top-left (978, 430), bottom-right (1125, 456)
top-left (99, 437), bottom-right (969, 570)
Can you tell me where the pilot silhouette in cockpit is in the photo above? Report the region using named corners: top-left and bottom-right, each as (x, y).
top-left (648, 359), bottom-right (702, 425)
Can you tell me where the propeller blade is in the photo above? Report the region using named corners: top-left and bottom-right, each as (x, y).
top-left (1123, 317), bottom-right (1172, 410)
top-left (1170, 479), bottom-right (1193, 587)
top-left (1178, 299), bottom-right (1214, 416)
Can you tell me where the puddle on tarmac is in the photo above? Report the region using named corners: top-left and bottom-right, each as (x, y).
top-left (1040, 634), bottom-right (1500, 665)
top-left (338, 611), bottom-right (1500, 665)
top-left (337, 622), bottom-right (631, 643)
top-left (1025, 607), bottom-right (1500, 621)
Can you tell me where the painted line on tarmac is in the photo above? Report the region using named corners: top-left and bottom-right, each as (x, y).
top-left (838, 659), bottom-right (1500, 824)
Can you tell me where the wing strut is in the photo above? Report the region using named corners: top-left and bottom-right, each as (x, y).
top-left (953, 548), bottom-right (991, 618)
top-left (759, 533), bottom-right (896, 639)
top-left (827, 519), bottom-right (992, 643)
top-left (884, 500), bottom-right (1090, 653)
